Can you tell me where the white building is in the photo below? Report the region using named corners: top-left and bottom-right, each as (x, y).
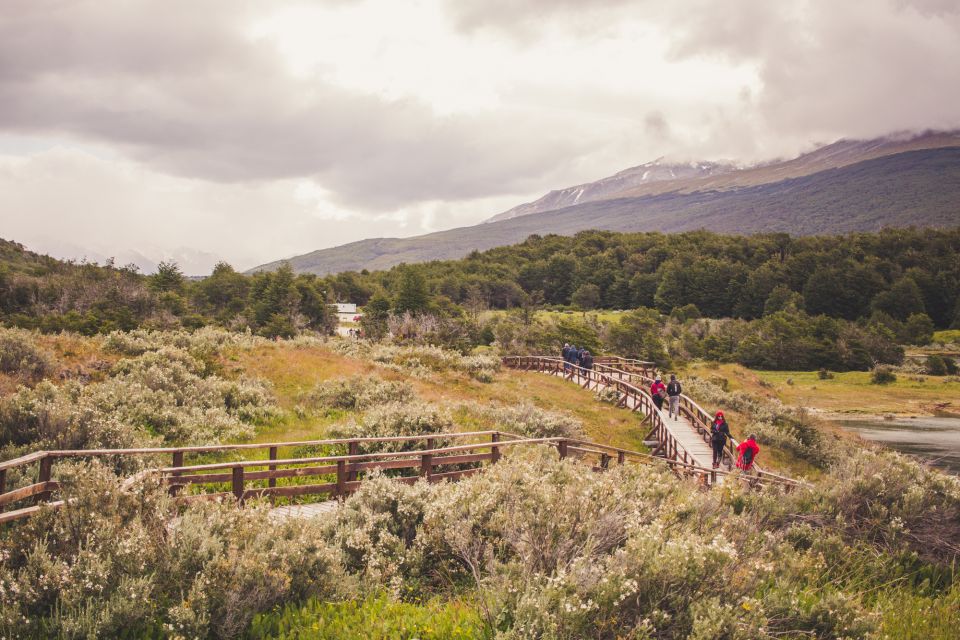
top-left (332, 303), bottom-right (357, 314)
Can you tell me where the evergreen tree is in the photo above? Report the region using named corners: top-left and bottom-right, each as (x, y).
top-left (150, 261), bottom-right (184, 293)
top-left (360, 293), bottom-right (391, 340)
top-left (393, 267), bottom-right (430, 315)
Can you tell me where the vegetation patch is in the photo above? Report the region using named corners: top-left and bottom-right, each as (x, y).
top-left (248, 595), bottom-right (486, 640)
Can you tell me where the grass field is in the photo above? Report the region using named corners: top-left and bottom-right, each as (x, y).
top-left (933, 329), bottom-right (960, 343)
top-left (227, 342), bottom-right (649, 452)
top-left (481, 308), bottom-right (628, 324)
top-left (685, 362), bottom-right (960, 417)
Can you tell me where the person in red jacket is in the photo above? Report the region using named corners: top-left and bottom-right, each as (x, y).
top-left (650, 376), bottom-right (666, 411)
top-left (736, 434), bottom-right (760, 471)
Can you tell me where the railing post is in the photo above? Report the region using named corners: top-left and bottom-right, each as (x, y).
top-left (491, 432), bottom-right (501, 464)
top-left (268, 446), bottom-right (278, 489)
top-left (0, 468), bottom-right (5, 513)
top-left (337, 459), bottom-right (346, 497)
top-left (421, 437), bottom-right (434, 480)
top-left (347, 441), bottom-right (358, 481)
top-left (36, 455), bottom-right (53, 505)
top-left (169, 451), bottom-right (184, 496)
top-left (600, 453), bottom-right (610, 470)
top-left (617, 451), bottom-right (625, 465)
top-left (558, 439), bottom-right (568, 460)
top-left (232, 465), bottom-right (244, 504)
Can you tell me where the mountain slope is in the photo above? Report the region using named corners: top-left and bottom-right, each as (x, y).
top-left (253, 145), bottom-right (960, 275)
top-left (487, 130), bottom-right (960, 223)
top-left (486, 159), bottom-right (737, 223)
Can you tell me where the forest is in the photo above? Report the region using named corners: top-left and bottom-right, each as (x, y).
top-left (2, 227), bottom-right (959, 371)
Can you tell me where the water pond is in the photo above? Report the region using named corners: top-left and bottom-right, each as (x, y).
top-left (835, 417), bottom-right (960, 474)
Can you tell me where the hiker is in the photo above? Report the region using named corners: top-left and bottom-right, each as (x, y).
top-left (581, 350), bottom-right (594, 370)
top-left (666, 374), bottom-right (682, 419)
top-left (710, 411), bottom-right (730, 469)
top-left (650, 375), bottom-right (666, 411)
top-left (736, 433), bottom-right (760, 472)
top-left (562, 343), bottom-right (571, 371)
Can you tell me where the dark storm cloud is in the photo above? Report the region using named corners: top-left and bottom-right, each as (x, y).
top-left (2, 0), bottom-right (959, 214)
top-left (0, 0), bottom-right (592, 209)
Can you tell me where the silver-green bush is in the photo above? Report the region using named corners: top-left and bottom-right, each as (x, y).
top-left (0, 328), bottom-right (55, 381)
top-left (302, 375), bottom-right (414, 412)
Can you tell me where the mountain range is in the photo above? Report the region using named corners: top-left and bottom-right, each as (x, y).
top-left (252, 130), bottom-right (960, 275)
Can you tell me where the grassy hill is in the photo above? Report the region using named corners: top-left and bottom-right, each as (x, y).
top-left (256, 147), bottom-right (960, 275)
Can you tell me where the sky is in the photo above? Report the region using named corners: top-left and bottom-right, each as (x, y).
top-left (1, 0), bottom-right (959, 274)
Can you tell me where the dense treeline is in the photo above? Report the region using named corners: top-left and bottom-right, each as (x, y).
top-left (338, 227), bottom-right (960, 332)
top-left (2, 228), bottom-right (957, 369)
top-left (0, 240), bottom-right (336, 338)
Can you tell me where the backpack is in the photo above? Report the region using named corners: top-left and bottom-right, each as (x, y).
top-left (741, 446), bottom-right (755, 466)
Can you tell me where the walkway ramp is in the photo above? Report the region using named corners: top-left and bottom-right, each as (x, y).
top-left (502, 355), bottom-right (752, 480)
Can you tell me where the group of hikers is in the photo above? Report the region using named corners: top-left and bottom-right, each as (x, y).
top-left (561, 343), bottom-right (594, 371)
top-left (557, 345), bottom-right (760, 472)
top-left (648, 372), bottom-right (759, 470)
top-left (649, 373), bottom-right (760, 471)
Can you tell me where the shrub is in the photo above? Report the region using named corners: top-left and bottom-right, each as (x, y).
top-left (786, 448), bottom-right (960, 565)
top-left (302, 375), bottom-right (414, 411)
top-left (329, 402), bottom-right (454, 454)
top-left (0, 328), bottom-right (54, 381)
top-left (0, 347), bottom-right (277, 450)
top-left (480, 402), bottom-right (584, 439)
top-left (331, 341), bottom-right (500, 382)
top-left (871, 366), bottom-right (897, 385)
top-left (0, 463), bottom-right (348, 639)
top-left (329, 473), bottom-right (443, 595)
top-left (102, 326), bottom-right (265, 357)
top-left (926, 355), bottom-right (959, 376)
top-left (595, 386), bottom-right (621, 405)
top-left (817, 368), bottom-right (834, 380)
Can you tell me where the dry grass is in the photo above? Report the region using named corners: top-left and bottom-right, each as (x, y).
top-left (224, 343), bottom-right (648, 451)
top-left (684, 362), bottom-right (960, 417)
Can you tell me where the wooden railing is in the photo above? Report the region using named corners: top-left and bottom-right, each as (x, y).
top-left (503, 355), bottom-right (802, 489)
top-left (1, 427), bottom-right (803, 525)
top-left (0, 431), bottom-right (499, 524)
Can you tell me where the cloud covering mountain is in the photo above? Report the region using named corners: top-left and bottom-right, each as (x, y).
top-left (1, 0), bottom-right (958, 271)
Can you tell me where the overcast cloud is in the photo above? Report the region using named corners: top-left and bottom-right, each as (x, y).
top-left (1, 0), bottom-right (958, 273)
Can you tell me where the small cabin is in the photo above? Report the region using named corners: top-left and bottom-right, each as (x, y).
top-left (332, 303), bottom-right (357, 314)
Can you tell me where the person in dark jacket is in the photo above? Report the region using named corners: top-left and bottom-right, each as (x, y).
top-left (710, 411), bottom-right (731, 469)
top-left (666, 374), bottom-right (682, 419)
top-left (581, 350), bottom-right (594, 370)
top-left (562, 343), bottom-right (571, 371)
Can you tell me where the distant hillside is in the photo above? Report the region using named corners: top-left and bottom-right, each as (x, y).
top-left (254, 145), bottom-right (960, 275)
top-left (486, 159), bottom-right (737, 223)
top-left (488, 130), bottom-right (960, 222)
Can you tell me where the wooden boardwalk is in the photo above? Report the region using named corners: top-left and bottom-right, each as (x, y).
top-left (269, 500), bottom-right (339, 520)
top-left (503, 356), bottom-right (743, 479)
